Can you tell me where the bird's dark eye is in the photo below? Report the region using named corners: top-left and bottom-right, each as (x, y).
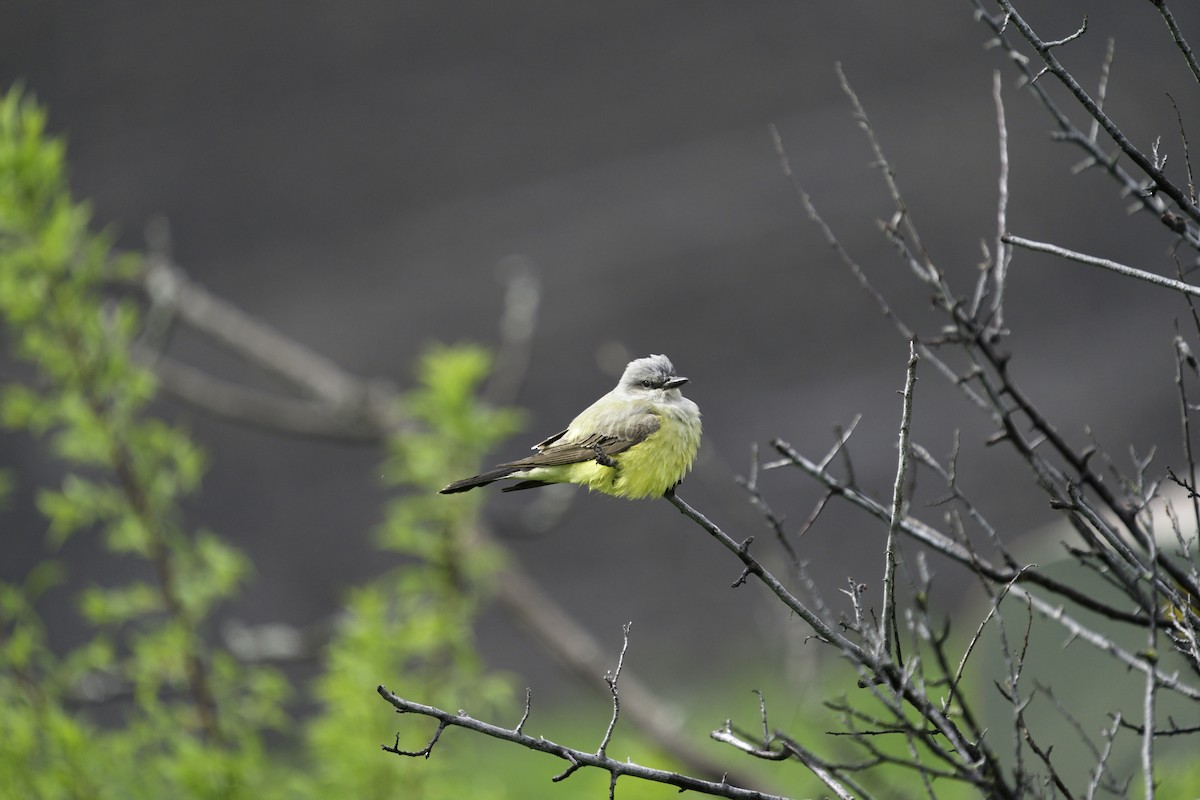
top-left (641, 379), bottom-right (654, 388)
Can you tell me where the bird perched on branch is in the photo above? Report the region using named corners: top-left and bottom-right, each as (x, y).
top-left (440, 354), bottom-right (701, 499)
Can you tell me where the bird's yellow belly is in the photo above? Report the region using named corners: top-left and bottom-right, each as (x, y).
top-left (557, 426), bottom-right (698, 499)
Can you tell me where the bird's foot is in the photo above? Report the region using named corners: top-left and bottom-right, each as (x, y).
top-left (592, 444), bottom-right (619, 469)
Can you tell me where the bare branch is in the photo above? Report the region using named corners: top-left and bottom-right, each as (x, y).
top-left (1167, 93), bottom-right (1197, 208)
top-left (990, 0), bottom-right (1200, 224)
top-left (1009, 583), bottom-right (1200, 700)
top-left (1004, 234), bottom-right (1200, 298)
top-left (515, 688), bottom-right (532, 736)
top-left (978, 70), bottom-right (1012, 334)
top-left (769, 124), bottom-right (997, 419)
top-left (711, 722), bottom-right (858, 800)
top-left (1087, 37), bottom-right (1114, 150)
top-left (597, 623), bottom-right (631, 760)
top-left (882, 341), bottom-right (919, 662)
top-left (1086, 712), bottom-right (1124, 800)
top-left (949, 567), bottom-right (1029, 714)
top-left (1149, 0), bottom-right (1200, 86)
top-left (1116, 717), bottom-right (1200, 737)
top-left (1175, 335), bottom-right (1200, 553)
top-left (667, 492), bottom-right (856, 659)
top-left (737, 443), bottom-right (799, 568)
top-left (141, 260), bottom-right (380, 410)
top-left (821, 415), bottom-right (863, 472)
top-left (835, 64), bottom-right (940, 292)
top-left (1020, 716), bottom-right (1078, 800)
top-left (147, 353), bottom-right (388, 442)
top-left (771, 439), bottom-right (1152, 623)
top-left (377, 687), bottom-right (788, 800)
top-left (1142, 527), bottom-right (1160, 800)
top-left (972, 1), bottom-right (1200, 248)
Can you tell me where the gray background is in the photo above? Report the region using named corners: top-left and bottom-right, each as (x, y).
top-left (3, 1), bottom-right (1198, 706)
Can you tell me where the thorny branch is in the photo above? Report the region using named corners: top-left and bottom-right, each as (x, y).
top-left (987, 0), bottom-right (1200, 225)
top-left (377, 685), bottom-right (787, 800)
top-left (973, 0), bottom-right (1200, 250)
top-left (735, 19), bottom-right (1200, 794)
top-left (666, 491), bottom-right (1013, 799)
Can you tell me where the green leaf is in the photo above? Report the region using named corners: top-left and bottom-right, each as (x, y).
top-left (79, 582), bottom-right (162, 626)
top-left (175, 531), bottom-right (250, 618)
top-left (36, 476), bottom-right (121, 547)
top-left (0, 383), bottom-right (54, 432)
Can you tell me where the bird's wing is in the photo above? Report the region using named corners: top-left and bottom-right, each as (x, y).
top-left (504, 414), bottom-right (661, 469)
top-left (531, 428), bottom-right (569, 450)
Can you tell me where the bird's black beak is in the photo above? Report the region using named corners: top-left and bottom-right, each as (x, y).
top-left (664, 376), bottom-right (689, 389)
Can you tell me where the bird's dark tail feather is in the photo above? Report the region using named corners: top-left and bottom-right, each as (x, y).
top-left (501, 480), bottom-right (552, 492)
top-left (439, 467), bottom-right (521, 494)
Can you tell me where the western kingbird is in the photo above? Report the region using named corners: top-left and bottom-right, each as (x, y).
top-left (440, 354), bottom-right (701, 499)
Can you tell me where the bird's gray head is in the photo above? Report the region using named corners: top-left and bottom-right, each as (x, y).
top-left (619, 354), bottom-right (689, 396)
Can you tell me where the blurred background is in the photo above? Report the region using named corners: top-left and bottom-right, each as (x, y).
top-left (3, 0), bottom-right (1199, 757)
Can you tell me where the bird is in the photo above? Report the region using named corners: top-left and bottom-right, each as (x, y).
top-left (440, 354), bottom-right (701, 499)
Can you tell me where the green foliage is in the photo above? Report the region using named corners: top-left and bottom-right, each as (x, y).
top-left (1152, 753), bottom-right (1200, 799)
top-left (0, 85), bottom-right (526, 799)
top-left (0, 84), bottom-right (289, 798)
top-left (306, 344), bottom-right (521, 799)
top-left (1, 573), bottom-right (109, 800)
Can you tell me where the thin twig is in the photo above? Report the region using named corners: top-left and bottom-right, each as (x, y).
top-left (1142, 527), bottom-right (1159, 800)
top-left (666, 492), bottom-right (857, 658)
top-left (597, 623), bottom-right (631, 760)
top-left (985, 70), bottom-right (1011, 333)
top-left (768, 124), bottom-right (995, 420)
top-left (1089, 38), bottom-right (1114, 148)
top-left (1004, 234), bottom-right (1200, 297)
top-left (1020, 714), bottom-right (1078, 800)
top-left (835, 63), bottom-right (940, 292)
top-left (949, 567), bottom-right (1029, 714)
top-left (1115, 717), bottom-right (1200, 737)
top-left (515, 688), bottom-right (532, 735)
top-left (821, 414), bottom-right (863, 472)
top-left (1176, 334), bottom-right (1200, 545)
top-left (738, 444), bottom-right (799, 567)
top-left (882, 341), bottom-right (919, 662)
top-left (1086, 712), bottom-right (1123, 800)
top-left (1167, 92), bottom-right (1196, 210)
